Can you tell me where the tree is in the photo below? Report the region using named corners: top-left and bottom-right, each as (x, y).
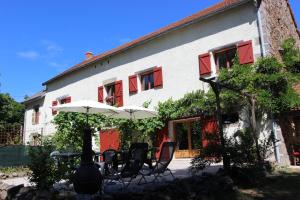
top-left (0, 93), bottom-right (24, 127)
top-left (52, 112), bottom-right (112, 152)
top-left (217, 40), bottom-right (300, 165)
top-left (281, 38), bottom-right (300, 73)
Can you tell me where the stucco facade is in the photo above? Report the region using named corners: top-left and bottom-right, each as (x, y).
top-left (23, 0), bottom-right (299, 164)
top-left (40, 2), bottom-right (261, 136)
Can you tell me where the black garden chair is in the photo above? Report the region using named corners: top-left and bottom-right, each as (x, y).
top-left (101, 149), bottom-right (119, 177)
top-left (105, 144), bottom-right (148, 189)
top-left (138, 141), bottom-right (176, 184)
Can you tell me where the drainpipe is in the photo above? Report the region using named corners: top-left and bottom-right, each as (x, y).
top-left (255, 0), bottom-right (281, 163)
top-left (255, 0), bottom-right (267, 57)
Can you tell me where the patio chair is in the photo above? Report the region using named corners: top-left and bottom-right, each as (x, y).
top-left (102, 149), bottom-right (119, 176)
top-left (129, 143), bottom-right (149, 163)
top-left (105, 145), bottom-right (148, 188)
top-left (291, 144), bottom-right (300, 166)
top-left (138, 141), bottom-right (176, 184)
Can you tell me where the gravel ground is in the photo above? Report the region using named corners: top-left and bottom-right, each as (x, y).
top-left (1, 176), bottom-right (32, 187)
top-left (1, 159), bottom-right (222, 189)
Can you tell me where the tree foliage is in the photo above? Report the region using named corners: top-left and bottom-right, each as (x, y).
top-left (0, 93), bottom-right (24, 127)
top-left (52, 112), bottom-right (112, 152)
top-left (192, 38), bottom-right (300, 173)
top-left (281, 38), bottom-right (300, 73)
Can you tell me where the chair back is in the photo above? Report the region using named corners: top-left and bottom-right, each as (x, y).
top-left (129, 143), bottom-right (148, 161)
top-left (156, 142), bottom-right (176, 172)
top-left (121, 145), bottom-right (148, 178)
top-left (102, 149), bottom-right (118, 174)
top-left (102, 149), bottom-right (117, 164)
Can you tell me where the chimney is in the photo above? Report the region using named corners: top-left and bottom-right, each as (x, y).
top-left (85, 52), bottom-right (94, 60)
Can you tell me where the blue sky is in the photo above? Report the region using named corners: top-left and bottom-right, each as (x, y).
top-left (0, 0), bottom-right (299, 102)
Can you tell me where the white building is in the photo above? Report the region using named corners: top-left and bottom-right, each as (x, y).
top-left (23, 0), bottom-right (300, 164)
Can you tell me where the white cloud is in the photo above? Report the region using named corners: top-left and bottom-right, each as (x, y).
top-left (17, 51), bottom-right (39, 60)
top-left (119, 37), bottom-right (132, 44)
top-left (41, 40), bottom-right (63, 53)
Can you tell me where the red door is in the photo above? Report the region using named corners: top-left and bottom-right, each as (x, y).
top-left (100, 129), bottom-right (120, 152)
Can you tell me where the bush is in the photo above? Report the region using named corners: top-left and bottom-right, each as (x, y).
top-left (28, 140), bottom-right (59, 190)
top-left (190, 128), bottom-right (274, 182)
top-left (190, 132), bottom-right (222, 174)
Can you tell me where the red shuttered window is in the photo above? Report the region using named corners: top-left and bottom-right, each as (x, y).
top-left (61, 96), bottom-right (72, 104)
top-left (128, 75), bottom-right (138, 94)
top-left (237, 40), bottom-right (254, 65)
top-left (115, 80), bottom-right (123, 107)
top-left (199, 53), bottom-right (211, 76)
top-left (153, 67), bottom-right (163, 88)
top-left (65, 96), bottom-right (71, 103)
top-left (98, 86), bottom-right (104, 103)
top-left (52, 101), bottom-right (58, 115)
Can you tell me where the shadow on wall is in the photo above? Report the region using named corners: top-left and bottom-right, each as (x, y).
top-left (47, 3), bottom-right (257, 92)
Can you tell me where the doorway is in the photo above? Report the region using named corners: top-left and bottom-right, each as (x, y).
top-left (172, 117), bottom-right (218, 158)
top-left (173, 120), bottom-right (202, 158)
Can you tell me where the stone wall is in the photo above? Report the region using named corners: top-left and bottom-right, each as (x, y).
top-left (259, 0), bottom-right (300, 59)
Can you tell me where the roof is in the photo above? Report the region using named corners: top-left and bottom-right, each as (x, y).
top-left (43, 0), bottom-right (251, 86)
top-left (23, 90), bottom-right (46, 104)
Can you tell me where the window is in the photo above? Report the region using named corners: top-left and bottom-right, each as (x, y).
top-left (214, 47), bottom-right (237, 69)
top-left (294, 116), bottom-right (300, 137)
top-left (60, 96), bottom-right (71, 104)
top-left (141, 71), bottom-right (154, 91)
top-left (105, 84), bottom-right (116, 106)
top-left (60, 98), bottom-right (67, 104)
top-left (32, 106), bottom-right (40, 125)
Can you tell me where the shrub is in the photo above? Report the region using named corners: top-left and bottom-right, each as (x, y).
top-left (190, 128), bottom-right (274, 181)
top-left (28, 140), bottom-right (59, 190)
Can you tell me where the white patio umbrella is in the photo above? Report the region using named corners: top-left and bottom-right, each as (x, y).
top-left (111, 105), bottom-right (158, 120)
top-left (51, 100), bottom-right (122, 123)
top-left (52, 100), bottom-right (121, 115)
top-left (51, 100), bottom-right (125, 194)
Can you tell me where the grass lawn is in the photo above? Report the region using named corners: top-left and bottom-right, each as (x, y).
top-left (237, 167), bottom-right (300, 200)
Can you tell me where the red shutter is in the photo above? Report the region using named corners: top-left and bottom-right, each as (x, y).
top-left (153, 67), bottom-right (163, 88)
top-left (199, 53), bottom-right (211, 76)
top-left (52, 101), bottom-right (58, 115)
top-left (128, 75), bottom-right (138, 94)
top-left (237, 40), bottom-right (254, 64)
top-left (115, 80), bottom-right (123, 107)
top-left (98, 86), bottom-right (104, 103)
top-left (32, 112), bottom-right (35, 125)
top-left (36, 112), bottom-right (40, 124)
top-left (65, 96), bottom-right (71, 103)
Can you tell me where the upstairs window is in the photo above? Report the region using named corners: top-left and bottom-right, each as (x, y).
top-left (214, 47), bottom-right (237, 69)
top-left (105, 84), bottom-right (116, 106)
top-left (32, 106), bottom-right (40, 125)
top-left (60, 96), bottom-right (71, 104)
top-left (141, 71), bottom-right (154, 91)
top-left (99, 81), bottom-right (123, 107)
top-left (52, 96), bottom-right (71, 116)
